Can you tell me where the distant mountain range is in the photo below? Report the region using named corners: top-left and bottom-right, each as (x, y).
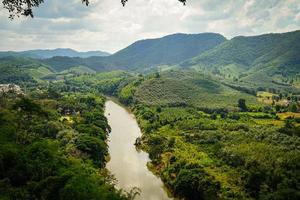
top-left (0, 30), bottom-right (299, 92)
top-left (104, 33), bottom-right (227, 70)
top-left (0, 48), bottom-right (111, 59)
top-left (42, 33), bottom-right (227, 72)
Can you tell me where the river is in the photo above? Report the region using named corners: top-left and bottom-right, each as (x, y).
top-left (105, 100), bottom-right (172, 200)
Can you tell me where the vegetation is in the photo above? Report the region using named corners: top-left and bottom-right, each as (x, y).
top-left (0, 48), bottom-right (110, 59)
top-left (1, 29), bottom-right (300, 200)
top-left (129, 92), bottom-right (300, 200)
top-left (39, 33), bottom-right (226, 72)
top-left (0, 81), bottom-right (135, 199)
top-left (182, 30), bottom-right (300, 93)
top-left (98, 69), bottom-right (300, 200)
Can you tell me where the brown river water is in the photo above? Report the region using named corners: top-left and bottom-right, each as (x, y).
top-left (105, 100), bottom-right (172, 200)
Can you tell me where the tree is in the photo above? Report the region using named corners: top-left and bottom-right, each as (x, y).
top-left (173, 168), bottom-right (220, 200)
top-left (3, 0), bottom-right (187, 19)
top-left (238, 98), bottom-right (248, 112)
top-left (211, 112), bottom-right (217, 120)
top-left (289, 103), bottom-right (298, 113)
top-left (75, 135), bottom-right (108, 167)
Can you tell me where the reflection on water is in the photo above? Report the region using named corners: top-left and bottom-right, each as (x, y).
top-left (105, 100), bottom-right (172, 200)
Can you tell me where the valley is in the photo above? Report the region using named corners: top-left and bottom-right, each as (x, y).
top-left (0, 30), bottom-right (300, 200)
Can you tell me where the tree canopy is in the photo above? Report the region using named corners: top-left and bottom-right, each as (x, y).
top-left (2, 0), bottom-right (187, 19)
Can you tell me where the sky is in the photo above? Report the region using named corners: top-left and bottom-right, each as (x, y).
top-left (0, 0), bottom-right (299, 53)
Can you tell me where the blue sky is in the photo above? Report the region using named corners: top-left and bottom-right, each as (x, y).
top-left (0, 0), bottom-right (299, 53)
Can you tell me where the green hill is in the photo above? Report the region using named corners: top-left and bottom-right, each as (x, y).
top-left (0, 57), bottom-right (54, 85)
top-left (42, 33), bottom-right (226, 72)
top-left (182, 30), bottom-right (300, 92)
top-left (42, 56), bottom-right (83, 72)
top-left (60, 66), bottom-right (96, 75)
top-left (106, 33), bottom-right (226, 71)
top-left (120, 70), bottom-right (259, 109)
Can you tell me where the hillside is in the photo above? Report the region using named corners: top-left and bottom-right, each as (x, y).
top-left (0, 48), bottom-right (111, 59)
top-left (106, 33), bottom-right (226, 70)
top-left (0, 57), bottom-right (102, 84)
top-left (0, 57), bottom-right (54, 85)
top-left (182, 30), bottom-right (300, 92)
top-left (118, 70), bottom-right (259, 110)
top-left (42, 33), bottom-right (227, 72)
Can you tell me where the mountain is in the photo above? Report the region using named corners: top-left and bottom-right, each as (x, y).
top-left (0, 48), bottom-right (111, 59)
top-left (181, 30), bottom-right (300, 91)
top-left (105, 33), bottom-right (227, 70)
top-left (42, 33), bottom-right (227, 72)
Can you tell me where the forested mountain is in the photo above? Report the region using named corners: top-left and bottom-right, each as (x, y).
top-left (0, 48), bottom-right (111, 59)
top-left (42, 33), bottom-right (226, 72)
top-left (181, 30), bottom-right (300, 90)
top-left (39, 30), bottom-right (300, 90)
top-left (1, 31), bottom-right (300, 93)
top-left (104, 33), bottom-right (226, 70)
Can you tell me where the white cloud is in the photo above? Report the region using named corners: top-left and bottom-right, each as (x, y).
top-left (0, 0), bottom-right (299, 53)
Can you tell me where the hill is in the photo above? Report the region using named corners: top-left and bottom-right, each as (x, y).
top-left (42, 33), bottom-right (227, 72)
top-left (0, 48), bottom-right (111, 59)
top-left (0, 57), bottom-right (100, 83)
top-left (0, 57), bottom-right (54, 85)
top-left (105, 33), bottom-right (226, 70)
top-left (181, 30), bottom-right (300, 92)
top-left (118, 70), bottom-right (259, 110)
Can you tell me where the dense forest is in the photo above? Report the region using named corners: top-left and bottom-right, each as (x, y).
top-left (0, 81), bottom-right (138, 199)
top-left (0, 30), bottom-right (300, 200)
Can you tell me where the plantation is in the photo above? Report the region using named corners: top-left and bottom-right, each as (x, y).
top-left (130, 100), bottom-right (300, 200)
top-left (104, 70), bottom-right (259, 109)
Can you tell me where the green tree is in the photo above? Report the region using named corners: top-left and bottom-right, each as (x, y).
top-left (173, 168), bottom-right (220, 200)
top-left (238, 98), bottom-right (248, 112)
top-left (75, 135), bottom-right (108, 167)
top-left (289, 103), bottom-right (298, 113)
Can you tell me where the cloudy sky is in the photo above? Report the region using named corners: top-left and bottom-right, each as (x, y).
top-left (0, 0), bottom-right (299, 53)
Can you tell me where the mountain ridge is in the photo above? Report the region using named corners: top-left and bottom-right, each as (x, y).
top-left (42, 32), bottom-right (227, 72)
top-left (0, 48), bottom-right (111, 59)
top-left (181, 30), bottom-right (300, 91)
